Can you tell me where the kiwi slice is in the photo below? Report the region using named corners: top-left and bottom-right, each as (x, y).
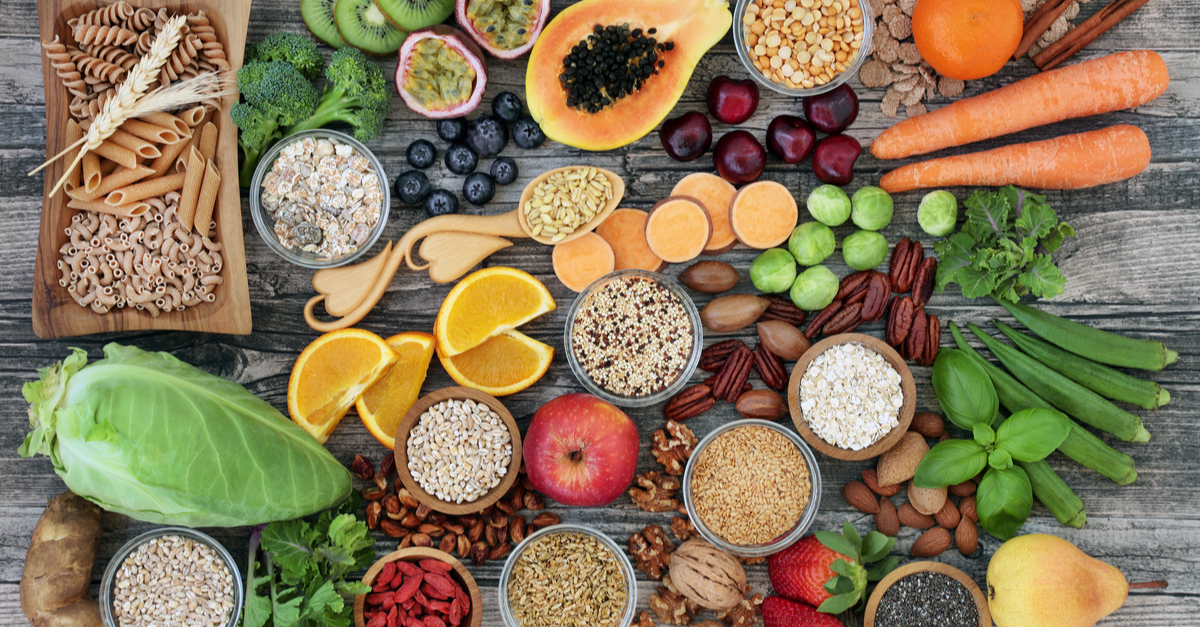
top-left (336, 0), bottom-right (409, 56)
top-left (301, 0), bottom-right (347, 48)
top-left (376, 0), bottom-right (455, 33)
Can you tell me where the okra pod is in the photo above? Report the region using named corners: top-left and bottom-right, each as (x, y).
top-left (967, 323), bottom-right (1151, 442)
top-left (994, 298), bottom-right (1178, 371)
top-left (993, 320), bottom-right (1169, 410)
top-left (1019, 460), bottom-right (1087, 529)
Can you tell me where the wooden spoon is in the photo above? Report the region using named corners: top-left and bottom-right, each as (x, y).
top-left (516, 165), bottom-right (625, 245)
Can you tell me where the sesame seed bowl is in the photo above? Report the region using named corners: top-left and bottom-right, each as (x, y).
top-left (564, 269), bottom-right (704, 408)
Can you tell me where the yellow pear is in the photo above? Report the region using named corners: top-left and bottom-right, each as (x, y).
top-left (987, 534), bottom-right (1165, 627)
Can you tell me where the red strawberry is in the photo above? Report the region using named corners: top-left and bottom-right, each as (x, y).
top-left (768, 535), bottom-right (850, 607)
top-left (761, 596), bottom-right (844, 627)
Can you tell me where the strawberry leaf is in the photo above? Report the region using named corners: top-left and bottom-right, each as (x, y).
top-left (818, 591), bottom-right (860, 615)
top-left (867, 556), bottom-right (900, 582)
top-left (859, 531), bottom-right (895, 563)
top-left (842, 521), bottom-right (862, 552)
top-left (824, 575), bottom-right (855, 595)
top-left (829, 558), bottom-right (857, 579)
top-left (816, 530), bottom-right (859, 562)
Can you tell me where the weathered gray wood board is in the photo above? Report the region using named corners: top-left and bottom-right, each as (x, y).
top-left (1, 1), bottom-right (1197, 626)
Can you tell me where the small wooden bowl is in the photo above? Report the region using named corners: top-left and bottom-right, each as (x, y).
top-left (787, 333), bottom-right (916, 461)
top-left (864, 561), bottom-right (991, 627)
top-left (353, 547), bottom-right (483, 627)
top-left (393, 387), bottom-right (522, 516)
top-left (517, 165), bottom-right (626, 245)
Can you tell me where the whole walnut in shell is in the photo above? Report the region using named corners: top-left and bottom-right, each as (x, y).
top-left (668, 540), bottom-right (749, 611)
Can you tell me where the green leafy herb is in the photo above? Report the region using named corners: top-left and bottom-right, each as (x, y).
top-left (977, 466), bottom-right (1034, 540)
top-left (913, 440), bottom-right (987, 489)
top-left (931, 349), bottom-right (999, 429)
top-left (996, 408), bottom-right (1071, 462)
top-left (934, 186), bottom-right (1074, 302)
top-left (814, 522), bottom-right (898, 615)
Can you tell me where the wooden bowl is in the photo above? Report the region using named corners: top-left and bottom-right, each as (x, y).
top-left (353, 547), bottom-right (483, 627)
top-left (517, 165), bottom-right (625, 245)
top-left (393, 387), bottom-right (522, 516)
top-left (787, 333), bottom-right (916, 461)
top-left (864, 561), bottom-right (991, 627)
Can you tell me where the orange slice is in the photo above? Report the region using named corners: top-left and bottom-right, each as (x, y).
top-left (356, 332), bottom-right (437, 450)
top-left (288, 328), bottom-right (397, 443)
top-left (435, 267), bottom-right (556, 357)
top-left (439, 329), bottom-right (554, 396)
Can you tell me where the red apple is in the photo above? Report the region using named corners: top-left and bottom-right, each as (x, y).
top-left (524, 393), bottom-right (639, 507)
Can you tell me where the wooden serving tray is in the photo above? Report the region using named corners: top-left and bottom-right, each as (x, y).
top-left (32, 0), bottom-right (253, 338)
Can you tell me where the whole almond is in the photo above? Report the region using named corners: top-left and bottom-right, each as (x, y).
top-left (862, 469), bottom-right (899, 497)
top-left (736, 389), bottom-right (787, 420)
top-left (911, 527), bottom-right (952, 557)
top-left (935, 500), bottom-right (961, 529)
top-left (874, 498), bottom-right (899, 536)
top-left (680, 261), bottom-right (740, 294)
top-left (959, 495), bottom-right (978, 523)
top-left (842, 481), bottom-right (880, 514)
top-left (897, 503), bottom-right (935, 529)
top-left (877, 432), bottom-right (929, 486)
top-left (949, 481), bottom-right (977, 497)
top-left (756, 320), bottom-right (811, 361)
top-left (956, 518), bottom-right (979, 555)
top-left (701, 295), bottom-right (771, 333)
top-left (911, 412), bottom-right (945, 438)
top-left (908, 483), bottom-right (948, 516)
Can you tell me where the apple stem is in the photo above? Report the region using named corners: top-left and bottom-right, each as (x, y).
top-left (1128, 580), bottom-right (1168, 590)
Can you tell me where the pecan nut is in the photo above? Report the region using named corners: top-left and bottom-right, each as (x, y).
top-left (699, 339), bottom-right (745, 372)
top-left (912, 257), bottom-right (938, 308)
top-left (836, 270), bottom-right (873, 300)
top-left (906, 308), bottom-right (929, 362)
top-left (844, 284), bottom-right (869, 306)
top-left (664, 384), bottom-right (716, 421)
top-left (711, 344), bottom-right (754, 403)
top-left (886, 296), bottom-right (915, 347)
top-left (917, 314), bottom-right (941, 367)
top-left (862, 271), bottom-right (892, 322)
top-left (758, 295), bottom-right (806, 326)
top-left (804, 299), bottom-right (843, 339)
top-left (702, 375), bottom-right (751, 396)
top-left (889, 238), bottom-right (924, 293)
top-left (822, 301), bottom-right (864, 335)
top-left (752, 343), bottom-right (787, 391)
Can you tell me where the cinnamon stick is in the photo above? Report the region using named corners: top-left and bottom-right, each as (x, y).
top-left (1033, 0), bottom-right (1153, 70)
top-left (1014, 0), bottom-right (1073, 60)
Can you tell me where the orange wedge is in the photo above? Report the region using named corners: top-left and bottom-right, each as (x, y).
top-left (435, 267), bottom-right (556, 357)
top-left (439, 329), bottom-right (554, 396)
top-left (356, 332), bottom-right (437, 450)
top-left (288, 329), bottom-right (397, 443)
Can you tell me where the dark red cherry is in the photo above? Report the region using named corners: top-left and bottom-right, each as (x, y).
top-left (706, 75), bottom-right (760, 125)
top-left (713, 130), bottom-right (767, 185)
top-left (812, 134), bottom-right (861, 186)
top-left (766, 116), bottom-right (817, 164)
top-left (660, 112), bottom-right (713, 162)
top-left (802, 84), bottom-right (860, 135)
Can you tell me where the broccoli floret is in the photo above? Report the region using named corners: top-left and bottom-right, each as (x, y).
top-left (232, 60), bottom-right (320, 186)
top-left (285, 48), bottom-right (391, 143)
top-left (246, 32), bottom-right (325, 80)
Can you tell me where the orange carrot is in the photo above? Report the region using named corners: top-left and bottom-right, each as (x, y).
top-left (872, 51), bottom-right (1168, 160)
top-left (878, 125), bottom-right (1150, 193)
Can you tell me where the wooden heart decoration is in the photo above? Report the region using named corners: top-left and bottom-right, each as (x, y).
top-left (419, 232), bottom-right (513, 284)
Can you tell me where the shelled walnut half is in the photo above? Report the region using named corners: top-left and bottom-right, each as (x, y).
top-left (629, 471), bottom-right (682, 513)
top-left (653, 420), bottom-right (700, 475)
top-left (629, 524), bottom-right (675, 580)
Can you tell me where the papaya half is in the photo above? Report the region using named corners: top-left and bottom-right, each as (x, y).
top-left (526, 0), bottom-right (732, 151)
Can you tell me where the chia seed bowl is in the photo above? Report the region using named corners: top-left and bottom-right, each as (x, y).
top-left (865, 561), bottom-right (992, 627)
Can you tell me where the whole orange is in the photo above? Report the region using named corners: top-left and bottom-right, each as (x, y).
top-left (912, 0), bottom-right (1023, 80)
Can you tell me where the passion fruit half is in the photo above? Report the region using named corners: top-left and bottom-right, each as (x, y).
top-left (395, 25), bottom-right (488, 119)
top-left (455, 0), bottom-right (550, 59)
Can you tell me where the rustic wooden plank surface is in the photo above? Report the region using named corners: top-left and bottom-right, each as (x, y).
top-left (2, 1), bottom-right (1198, 626)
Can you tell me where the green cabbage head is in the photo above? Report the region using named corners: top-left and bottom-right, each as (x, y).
top-left (19, 344), bottom-right (351, 527)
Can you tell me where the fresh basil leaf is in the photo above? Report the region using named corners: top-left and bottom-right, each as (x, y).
top-left (860, 532), bottom-right (895, 562)
top-left (816, 531), bottom-right (859, 561)
top-left (989, 448), bottom-right (1013, 470)
top-left (818, 591), bottom-right (860, 615)
top-left (934, 232), bottom-right (976, 292)
top-left (932, 349), bottom-right (999, 429)
top-left (995, 408), bottom-right (1071, 462)
top-left (914, 440), bottom-right (987, 488)
top-left (964, 190), bottom-right (1010, 242)
top-left (825, 575), bottom-right (856, 595)
top-left (866, 556), bottom-right (900, 582)
top-left (977, 466), bottom-right (1033, 540)
top-left (972, 423), bottom-right (996, 446)
top-left (1021, 255), bottom-right (1067, 299)
top-left (842, 521), bottom-right (862, 551)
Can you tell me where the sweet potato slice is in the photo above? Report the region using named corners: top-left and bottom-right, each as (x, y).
top-left (553, 232), bottom-right (615, 292)
top-left (594, 208), bottom-right (667, 272)
top-left (644, 196), bottom-right (713, 264)
top-left (672, 172), bottom-right (737, 254)
top-left (729, 181), bottom-right (798, 249)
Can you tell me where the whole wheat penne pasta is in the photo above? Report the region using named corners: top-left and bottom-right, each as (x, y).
top-left (65, 120), bottom-right (84, 191)
top-left (106, 129), bottom-right (161, 159)
top-left (138, 111), bottom-right (191, 137)
top-left (120, 119), bottom-right (181, 144)
top-left (177, 147), bottom-right (205, 231)
top-left (105, 172), bottom-right (186, 206)
top-left (178, 110), bottom-right (212, 171)
top-left (152, 138), bottom-right (190, 177)
top-left (193, 160), bottom-right (220, 237)
top-left (179, 105), bottom-right (207, 126)
top-left (82, 151), bottom-right (102, 193)
top-left (68, 198), bottom-right (150, 218)
top-left (198, 122), bottom-right (218, 161)
top-left (99, 159), bottom-right (120, 176)
top-left (93, 140), bottom-right (138, 170)
top-left (67, 165), bottom-right (154, 202)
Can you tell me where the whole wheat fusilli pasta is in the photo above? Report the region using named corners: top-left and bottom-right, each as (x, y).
top-left (73, 24), bottom-right (139, 48)
top-left (88, 44), bottom-right (140, 71)
top-left (70, 48), bottom-right (127, 84)
top-left (122, 7), bottom-right (157, 33)
top-left (158, 34), bottom-right (202, 87)
top-left (69, 1), bottom-right (134, 29)
top-left (42, 37), bottom-right (89, 99)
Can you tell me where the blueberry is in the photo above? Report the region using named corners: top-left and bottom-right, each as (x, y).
top-left (512, 116), bottom-right (546, 149)
top-left (462, 172), bottom-right (496, 206)
top-left (466, 115), bottom-right (509, 157)
top-left (394, 170), bottom-right (431, 205)
top-left (492, 92), bottom-right (523, 124)
top-left (490, 157), bottom-right (518, 186)
top-left (423, 189), bottom-right (459, 218)
top-left (444, 143), bottom-right (478, 175)
top-left (405, 139), bottom-right (437, 169)
top-left (436, 118), bottom-right (467, 143)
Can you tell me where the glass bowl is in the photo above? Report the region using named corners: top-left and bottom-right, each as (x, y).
top-left (683, 419), bottom-right (823, 558)
top-left (249, 129), bottom-right (390, 269)
top-left (498, 524), bottom-right (638, 627)
top-left (564, 269), bottom-right (704, 408)
top-left (733, 0), bottom-right (875, 97)
top-left (100, 527), bottom-right (243, 627)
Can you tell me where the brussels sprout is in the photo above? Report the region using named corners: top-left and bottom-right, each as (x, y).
top-left (788, 222), bottom-right (836, 266)
top-left (751, 249), bottom-right (798, 293)
top-left (851, 186), bottom-right (894, 231)
top-left (806, 185), bottom-right (852, 226)
top-left (843, 230), bottom-right (889, 270)
top-left (918, 190), bottom-right (959, 237)
top-left (790, 265), bottom-right (839, 310)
